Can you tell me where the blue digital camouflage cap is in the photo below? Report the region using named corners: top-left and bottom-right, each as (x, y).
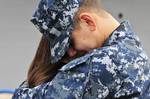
top-left (30, 0), bottom-right (83, 63)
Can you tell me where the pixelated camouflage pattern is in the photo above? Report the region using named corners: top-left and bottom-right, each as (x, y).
top-left (30, 0), bottom-right (82, 63)
top-left (13, 21), bottom-right (150, 99)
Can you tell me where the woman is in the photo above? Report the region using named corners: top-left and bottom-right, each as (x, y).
top-left (13, 0), bottom-right (150, 98)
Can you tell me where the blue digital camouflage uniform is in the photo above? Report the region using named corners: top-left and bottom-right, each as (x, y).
top-left (12, 0), bottom-right (150, 98)
top-left (12, 21), bottom-right (150, 99)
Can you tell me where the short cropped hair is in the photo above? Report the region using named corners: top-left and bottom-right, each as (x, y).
top-left (74, 0), bottom-right (103, 28)
top-left (79, 0), bottom-right (102, 11)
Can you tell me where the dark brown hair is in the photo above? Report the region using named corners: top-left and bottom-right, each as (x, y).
top-left (27, 36), bottom-right (65, 88)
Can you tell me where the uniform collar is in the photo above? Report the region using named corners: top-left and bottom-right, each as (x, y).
top-left (103, 20), bottom-right (134, 46)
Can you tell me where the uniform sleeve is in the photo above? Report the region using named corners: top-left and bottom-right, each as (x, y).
top-left (12, 67), bottom-right (90, 99)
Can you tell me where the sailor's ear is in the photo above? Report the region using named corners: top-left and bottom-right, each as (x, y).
top-left (79, 12), bottom-right (96, 31)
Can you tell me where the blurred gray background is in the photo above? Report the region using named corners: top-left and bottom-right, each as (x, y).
top-left (0, 0), bottom-right (150, 90)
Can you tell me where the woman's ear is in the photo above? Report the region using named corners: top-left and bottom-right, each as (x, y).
top-left (79, 12), bottom-right (96, 31)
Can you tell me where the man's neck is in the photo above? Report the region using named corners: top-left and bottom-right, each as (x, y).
top-left (98, 12), bottom-right (120, 43)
